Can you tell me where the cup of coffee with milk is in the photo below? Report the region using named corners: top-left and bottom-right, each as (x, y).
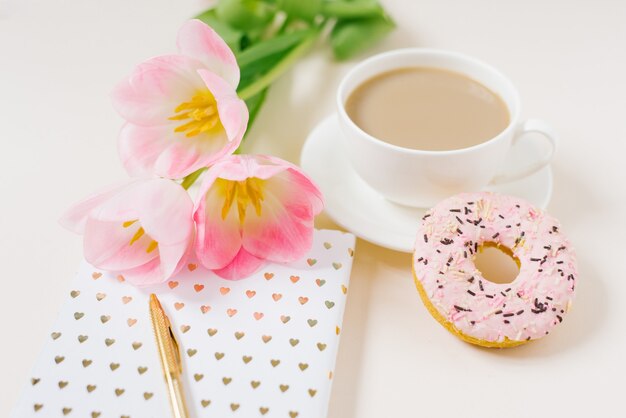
top-left (337, 49), bottom-right (557, 208)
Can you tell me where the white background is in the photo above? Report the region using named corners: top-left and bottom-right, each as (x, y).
top-left (1, 0), bottom-right (625, 417)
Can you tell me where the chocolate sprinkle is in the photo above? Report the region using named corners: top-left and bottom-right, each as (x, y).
top-left (453, 305), bottom-right (471, 312)
top-left (531, 298), bottom-right (547, 314)
top-left (449, 209), bottom-right (461, 213)
top-left (423, 234), bottom-right (428, 243)
top-left (503, 313), bottom-right (514, 317)
top-left (516, 310), bottom-right (524, 315)
top-left (498, 214), bottom-right (505, 219)
top-left (503, 320), bottom-right (510, 324)
top-left (556, 315), bottom-right (563, 323)
top-left (492, 232), bottom-right (500, 239)
top-left (467, 290), bottom-right (476, 296)
top-left (440, 238), bottom-right (454, 245)
top-left (456, 216), bottom-right (464, 224)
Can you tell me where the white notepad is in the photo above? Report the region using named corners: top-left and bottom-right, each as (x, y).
top-left (12, 229), bottom-right (355, 418)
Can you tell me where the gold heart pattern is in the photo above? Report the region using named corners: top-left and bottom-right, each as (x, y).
top-left (13, 230), bottom-right (355, 418)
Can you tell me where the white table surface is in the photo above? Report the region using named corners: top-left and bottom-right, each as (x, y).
top-left (2, 0), bottom-right (625, 417)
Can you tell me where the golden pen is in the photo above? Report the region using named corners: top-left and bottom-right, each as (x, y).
top-left (149, 294), bottom-right (190, 418)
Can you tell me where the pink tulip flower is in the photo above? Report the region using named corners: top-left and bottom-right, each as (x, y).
top-left (60, 179), bottom-right (195, 285)
top-left (194, 155), bottom-right (324, 279)
top-left (112, 19), bottom-right (248, 179)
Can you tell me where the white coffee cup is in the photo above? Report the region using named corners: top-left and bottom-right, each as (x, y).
top-left (336, 48), bottom-right (557, 208)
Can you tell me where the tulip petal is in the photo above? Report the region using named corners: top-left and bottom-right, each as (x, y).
top-left (241, 174), bottom-right (316, 263)
top-left (119, 258), bottom-right (163, 286)
top-left (83, 219), bottom-right (159, 271)
top-left (59, 181), bottom-right (136, 234)
top-left (154, 127), bottom-right (238, 179)
top-left (194, 183), bottom-right (242, 270)
top-left (130, 179), bottom-right (194, 245)
top-left (197, 69), bottom-right (248, 143)
top-left (212, 247), bottom-right (265, 280)
top-left (111, 55), bottom-right (205, 126)
top-left (118, 123), bottom-right (171, 177)
top-left (157, 235), bottom-right (194, 282)
top-left (122, 245), bottom-right (190, 285)
top-left (270, 162), bottom-right (324, 215)
top-left (177, 19), bottom-right (240, 88)
top-left (194, 156), bottom-right (288, 202)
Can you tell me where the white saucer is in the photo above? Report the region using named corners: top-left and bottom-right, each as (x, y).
top-left (300, 115), bottom-right (553, 253)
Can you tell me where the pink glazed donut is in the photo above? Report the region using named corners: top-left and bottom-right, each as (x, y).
top-left (413, 192), bottom-right (577, 348)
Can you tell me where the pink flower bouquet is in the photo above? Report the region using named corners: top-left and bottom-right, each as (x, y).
top-left (62, 20), bottom-right (323, 285)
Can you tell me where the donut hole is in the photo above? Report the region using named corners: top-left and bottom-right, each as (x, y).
top-left (473, 243), bottom-right (520, 285)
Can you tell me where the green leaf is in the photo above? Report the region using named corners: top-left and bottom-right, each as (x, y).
top-left (236, 29), bottom-right (312, 68)
top-left (242, 88), bottom-right (268, 138)
top-left (238, 48), bottom-right (293, 90)
top-left (215, 0), bottom-right (276, 31)
top-left (195, 9), bottom-right (244, 52)
top-left (237, 29), bottom-right (320, 100)
top-left (330, 14), bottom-right (395, 61)
top-left (321, 0), bottom-right (385, 19)
top-left (276, 0), bottom-right (322, 21)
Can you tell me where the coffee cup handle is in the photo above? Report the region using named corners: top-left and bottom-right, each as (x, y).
top-left (490, 119), bottom-right (558, 185)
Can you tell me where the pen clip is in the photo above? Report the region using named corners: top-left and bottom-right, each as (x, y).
top-left (167, 320), bottom-right (183, 373)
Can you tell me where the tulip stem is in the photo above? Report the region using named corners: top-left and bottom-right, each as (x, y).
top-left (237, 28), bottom-right (320, 101)
top-left (181, 167), bottom-right (207, 190)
